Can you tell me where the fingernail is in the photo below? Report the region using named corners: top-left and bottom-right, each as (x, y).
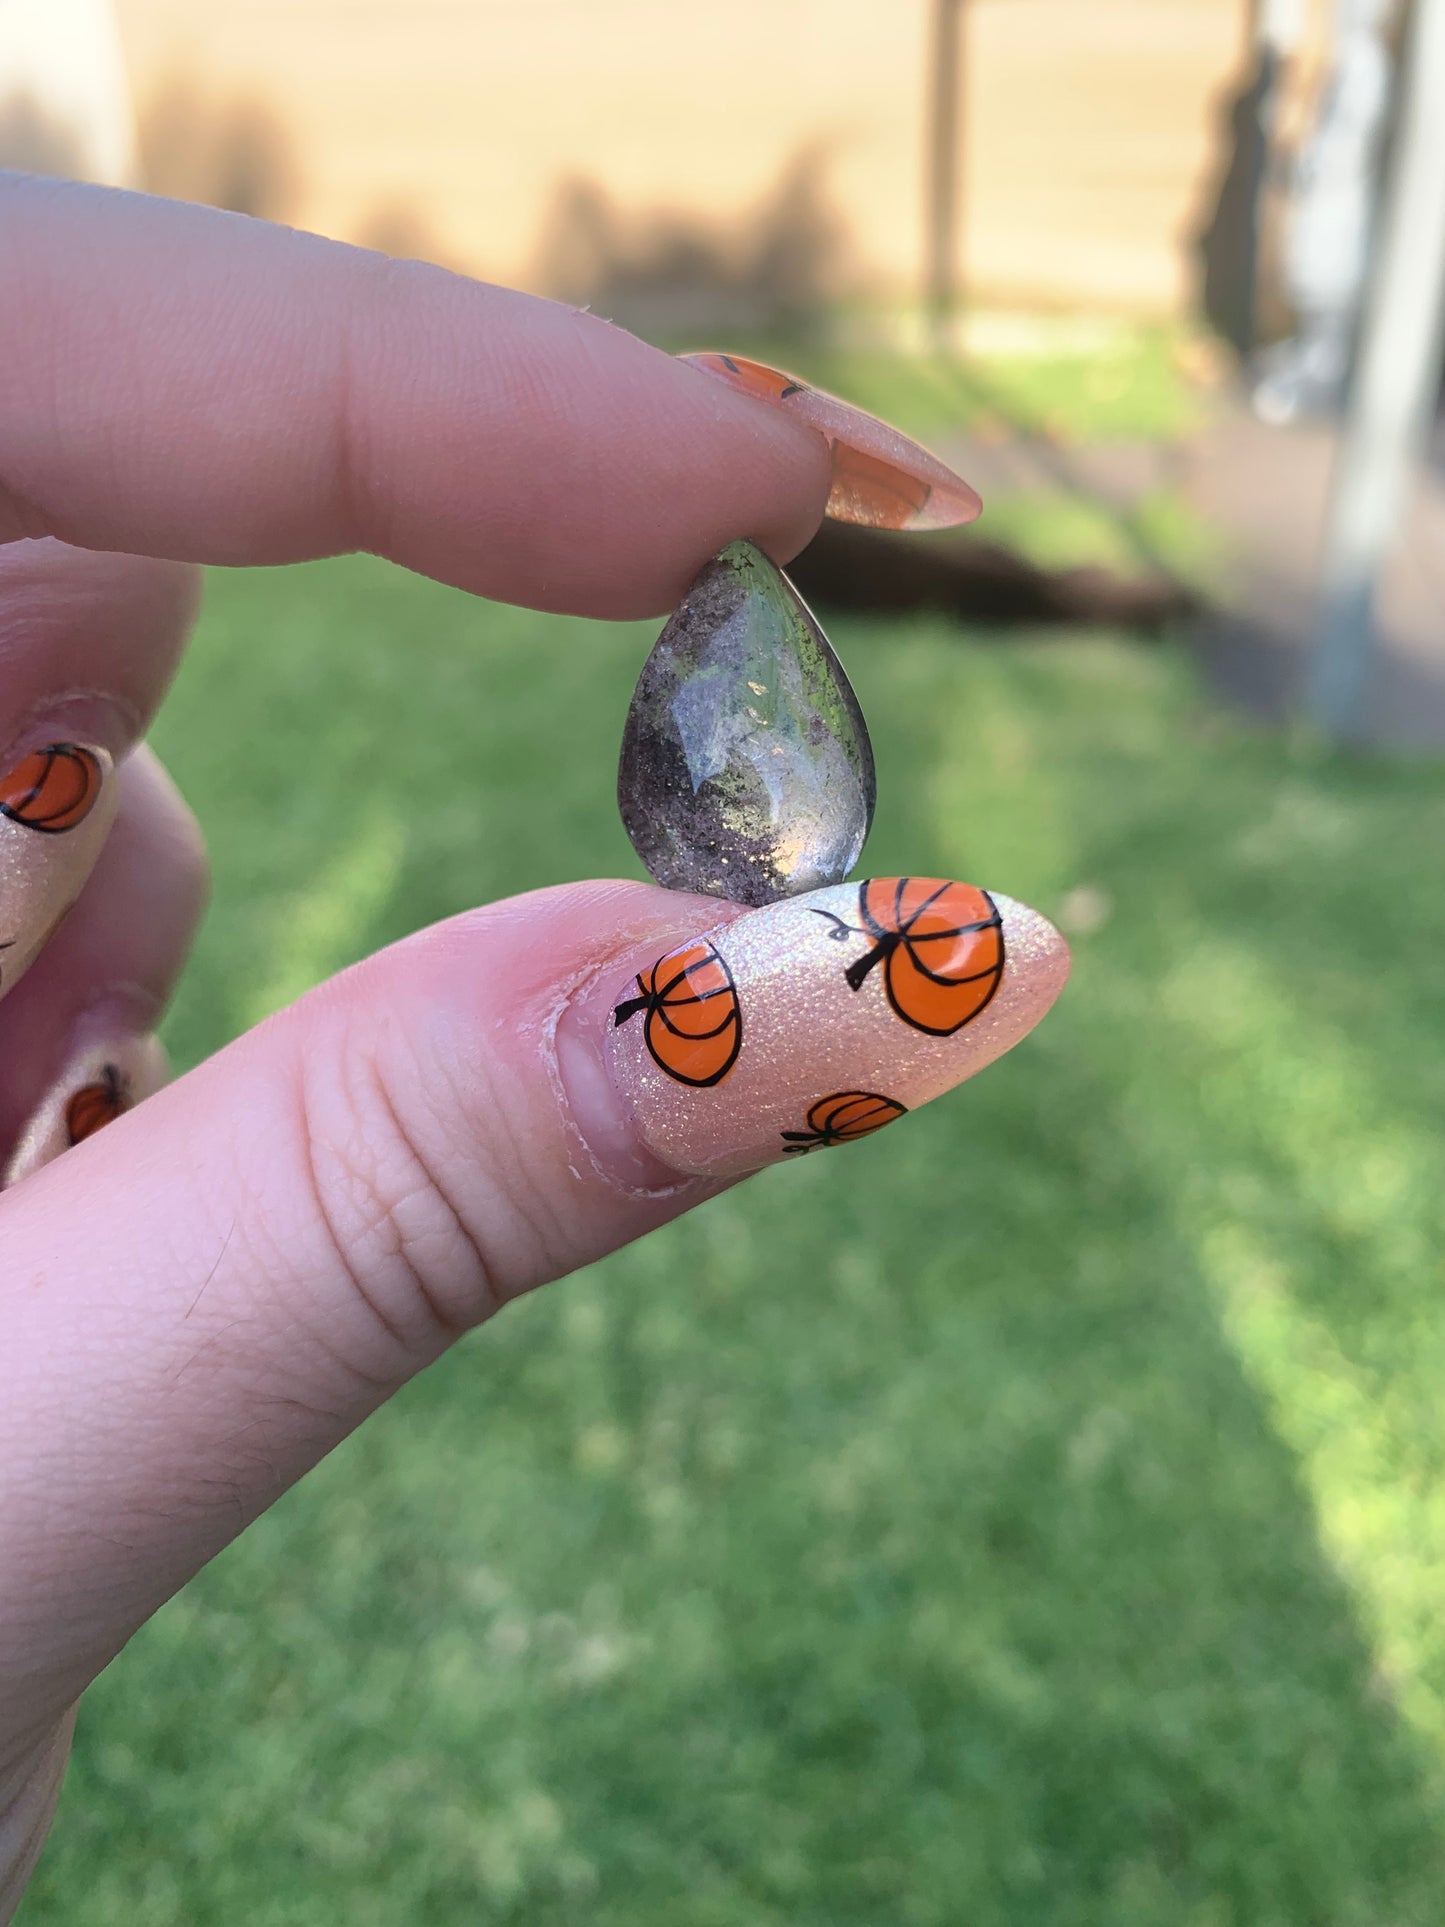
top-left (607, 877), bottom-right (1067, 1179)
top-left (0, 743), bottom-right (117, 1004)
top-left (682, 352), bottom-right (984, 532)
top-left (2, 1031), bottom-right (169, 1186)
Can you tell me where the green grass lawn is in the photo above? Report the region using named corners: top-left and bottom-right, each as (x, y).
top-left (20, 548), bottom-right (1445, 1927)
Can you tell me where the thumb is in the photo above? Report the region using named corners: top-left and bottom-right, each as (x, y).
top-left (0, 872), bottom-right (1066, 1743)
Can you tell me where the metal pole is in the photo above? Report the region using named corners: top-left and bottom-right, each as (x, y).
top-left (925, 0), bottom-right (964, 348)
top-left (1307, 0), bottom-right (1445, 740)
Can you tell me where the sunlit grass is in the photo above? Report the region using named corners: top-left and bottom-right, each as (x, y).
top-left (21, 549), bottom-right (1445, 1927)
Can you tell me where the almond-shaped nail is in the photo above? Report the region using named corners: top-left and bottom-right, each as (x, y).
top-left (0, 743), bottom-right (116, 1002)
top-left (607, 877), bottom-right (1067, 1179)
top-left (2, 1032), bottom-right (169, 1186)
top-left (683, 352), bottom-right (984, 532)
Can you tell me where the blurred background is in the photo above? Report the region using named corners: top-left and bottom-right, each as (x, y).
top-left (6, 2), bottom-right (1445, 1923)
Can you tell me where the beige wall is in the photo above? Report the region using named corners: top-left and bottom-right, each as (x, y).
top-left (115, 0), bottom-right (1257, 315)
top-left (967, 0), bottom-right (1248, 311)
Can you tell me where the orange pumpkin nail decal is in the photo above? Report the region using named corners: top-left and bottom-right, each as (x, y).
top-left (607, 879), bottom-right (1068, 1179)
top-left (0, 744), bottom-right (104, 833)
top-left (812, 878), bottom-right (1005, 1036)
top-left (780, 1091), bottom-right (907, 1154)
top-left (0, 741), bottom-right (116, 1012)
top-left (65, 1062), bottom-right (130, 1144)
top-left (613, 938), bottom-right (742, 1087)
top-left (3, 1031), bottom-right (168, 1187)
top-left (682, 352), bottom-right (984, 532)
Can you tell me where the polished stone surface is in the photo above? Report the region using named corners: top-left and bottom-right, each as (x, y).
top-left (618, 541), bottom-right (875, 905)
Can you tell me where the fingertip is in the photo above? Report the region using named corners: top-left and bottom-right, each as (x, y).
top-left (0, 179), bottom-right (836, 618)
top-left (601, 878), bottom-right (1070, 1180)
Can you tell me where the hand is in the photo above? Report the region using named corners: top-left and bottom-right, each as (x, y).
top-left (0, 175), bottom-right (1066, 1917)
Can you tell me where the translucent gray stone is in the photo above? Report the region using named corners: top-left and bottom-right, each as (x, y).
top-left (618, 539), bottom-right (875, 906)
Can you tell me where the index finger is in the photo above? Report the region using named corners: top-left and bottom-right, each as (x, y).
top-left (0, 175), bottom-right (832, 617)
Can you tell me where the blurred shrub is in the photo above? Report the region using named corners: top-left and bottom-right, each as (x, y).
top-left (531, 144), bottom-right (850, 342)
top-left (138, 75), bottom-right (300, 222)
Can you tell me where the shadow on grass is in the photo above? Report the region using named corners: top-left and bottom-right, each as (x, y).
top-left (24, 560), bottom-right (1445, 1926)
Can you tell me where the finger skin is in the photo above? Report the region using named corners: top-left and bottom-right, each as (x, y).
top-left (0, 876), bottom-right (1063, 1757)
top-left (0, 538), bottom-right (198, 751)
top-left (0, 880), bottom-right (720, 1748)
top-left (0, 747), bottom-right (206, 1149)
top-left (0, 176), bottom-right (832, 616)
top-left (0, 1710), bottom-right (72, 1923)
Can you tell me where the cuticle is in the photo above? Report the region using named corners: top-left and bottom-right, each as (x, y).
top-left (71, 979), bottom-right (162, 1032)
top-left (542, 927), bottom-right (732, 1204)
top-left (0, 688), bottom-right (137, 767)
top-left (31, 990), bottom-right (159, 1095)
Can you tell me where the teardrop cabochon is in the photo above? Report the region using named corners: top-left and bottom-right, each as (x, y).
top-left (618, 541), bottom-right (876, 907)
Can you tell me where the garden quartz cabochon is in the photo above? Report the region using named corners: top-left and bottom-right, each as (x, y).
top-left (617, 540), bottom-right (876, 907)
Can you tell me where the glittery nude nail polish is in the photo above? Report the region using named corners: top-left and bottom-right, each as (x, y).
top-left (608, 877), bottom-right (1068, 1179)
top-left (682, 353), bottom-right (984, 532)
top-left (2, 1031), bottom-right (169, 1186)
top-left (0, 743), bottom-right (116, 1002)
